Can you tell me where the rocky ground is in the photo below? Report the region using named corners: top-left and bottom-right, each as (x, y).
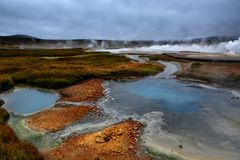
top-left (44, 120), bottom-right (152, 160)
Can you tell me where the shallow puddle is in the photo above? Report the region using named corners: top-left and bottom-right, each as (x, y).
top-left (0, 88), bottom-right (58, 114)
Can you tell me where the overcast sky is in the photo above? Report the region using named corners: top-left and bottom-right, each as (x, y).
top-left (0, 0), bottom-right (240, 40)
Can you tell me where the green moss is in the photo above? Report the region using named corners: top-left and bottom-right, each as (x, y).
top-left (190, 62), bottom-right (202, 70)
top-left (138, 65), bottom-right (164, 75)
top-left (10, 117), bottom-right (61, 150)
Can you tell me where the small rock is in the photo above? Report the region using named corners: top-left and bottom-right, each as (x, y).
top-left (133, 126), bottom-right (138, 130)
top-left (129, 145), bottom-right (134, 149)
top-left (116, 129), bottom-right (123, 136)
top-left (231, 96), bottom-right (240, 100)
top-left (95, 136), bottom-right (105, 144)
top-left (111, 152), bottom-right (117, 155)
top-left (103, 135), bottom-right (112, 142)
top-left (178, 144), bottom-right (183, 149)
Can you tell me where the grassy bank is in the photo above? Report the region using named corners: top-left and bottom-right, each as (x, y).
top-left (0, 101), bottom-right (43, 160)
top-left (0, 49), bottom-right (163, 92)
top-left (177, 62), bottom-right (240, 88)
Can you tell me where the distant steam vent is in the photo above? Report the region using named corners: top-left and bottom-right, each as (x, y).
top-left (0, 35), bottom-right (239, 54)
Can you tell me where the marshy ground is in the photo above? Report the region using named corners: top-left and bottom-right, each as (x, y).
top-left (1, 48), bottom-right (240, 160)
top-left (0, 48), bottom-right (164, 160)
top-left (0, 48), bottom-right (163, 92)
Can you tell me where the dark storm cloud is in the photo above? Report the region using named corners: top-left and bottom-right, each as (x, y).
top-left (0, 0), bottom-right (240, 40)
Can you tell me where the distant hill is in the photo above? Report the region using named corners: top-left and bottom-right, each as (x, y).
top-left (0, 34), bottom-right (238, 49)
top-left (0, 35), bottom-right (41, 44)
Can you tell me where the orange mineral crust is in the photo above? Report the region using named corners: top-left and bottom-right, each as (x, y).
top-left (45, 120), bottom-right (152, 160)
top-left (59, 79), bottom-right (104, 102)
top-left (26, 105), bottom-right (98, 132)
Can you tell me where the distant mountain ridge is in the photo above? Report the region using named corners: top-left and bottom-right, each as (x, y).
top-left (0, 34), bottom-right (238, 49)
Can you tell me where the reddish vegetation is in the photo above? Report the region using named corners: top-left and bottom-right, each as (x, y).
top-left (26, 105), bottom-right (98, 132)
top-left (59, 79), bottom-right (104, 102)
top-left (0, 124), bottom-right (18, 143)
top-left (45, 120), bottom-right (152, 160)
top-left (177, 62), bottom-right (240, 88)
top-left (190, 63), bottom-right (240, 78)
top-left (0, 119), bottom-right (43, 160)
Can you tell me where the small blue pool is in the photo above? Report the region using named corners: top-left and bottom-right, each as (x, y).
top-left (0, 88), bottom-right (58, 114)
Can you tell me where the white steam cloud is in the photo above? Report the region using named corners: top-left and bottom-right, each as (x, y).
top-left (143, 38), bottom-right (240, 53)
top-left (224, 38), bottom-right (240, 53)
top-left (97, 38), bottom-right (240, 54)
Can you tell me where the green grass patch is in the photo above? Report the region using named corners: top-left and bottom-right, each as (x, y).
top-left (190, 62), bottom-right (202, 70)
top-left (0, 49), bottom-right (164, 92)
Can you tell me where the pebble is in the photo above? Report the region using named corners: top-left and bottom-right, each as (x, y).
top-left (178, 144), bottom-right (183, 149)
top-left (95, 136), bottom-right (105, 144)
